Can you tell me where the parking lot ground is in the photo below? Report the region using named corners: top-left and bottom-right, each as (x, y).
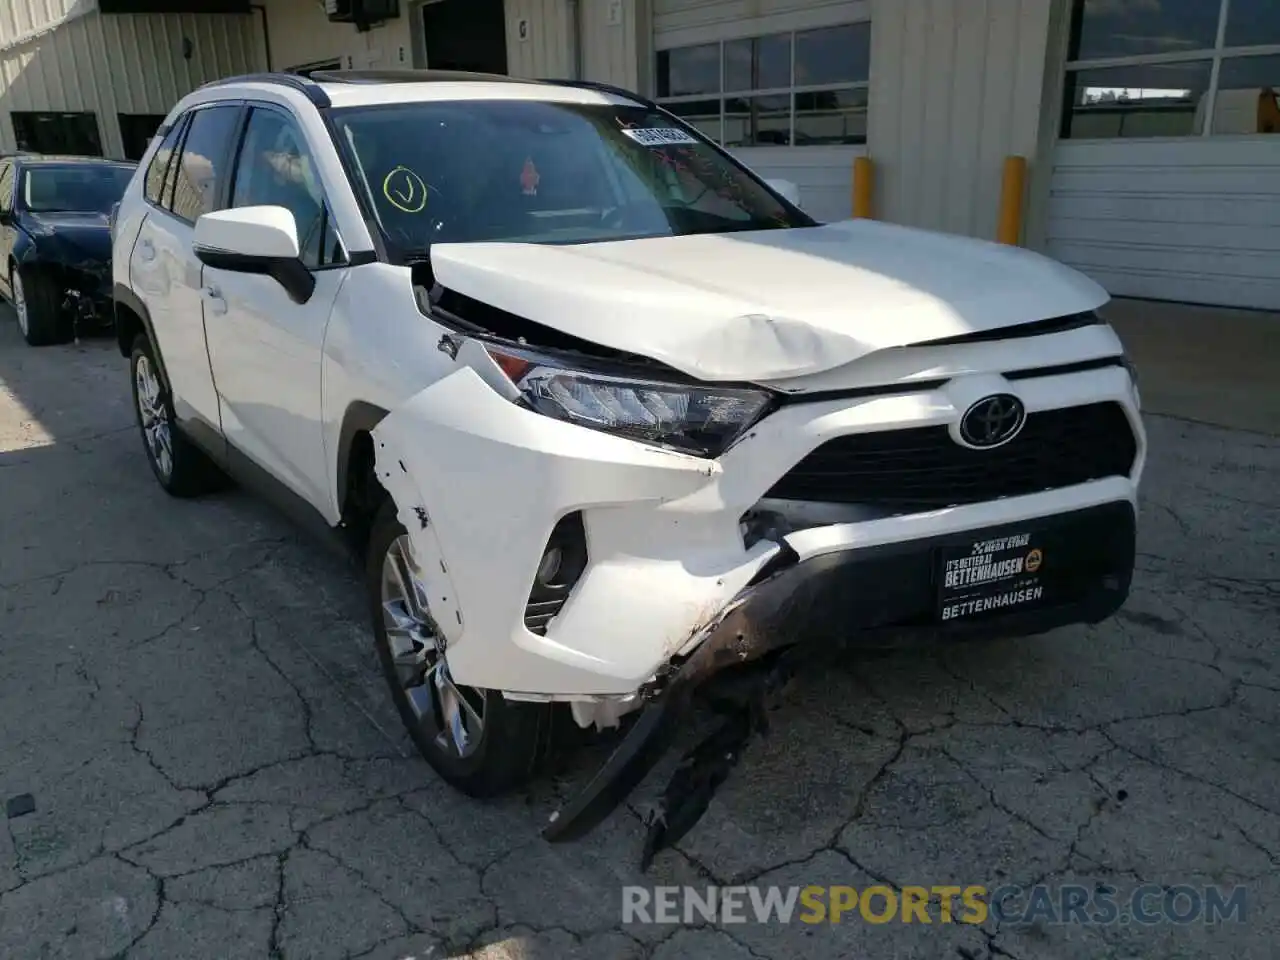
top-left (1, 313), bottom-right (1278, 960)
top-left (1104, 297), bottom-right (1280, 436)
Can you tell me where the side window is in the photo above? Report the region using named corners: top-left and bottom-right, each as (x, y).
top-left (143, 115), bottom-right (187, 206)
top-left (229, 106), bottom-right (345, 269)
top-left (0, 163), bottom-right (13, 216)
top-left (169, 104), bottom-right (240, 223)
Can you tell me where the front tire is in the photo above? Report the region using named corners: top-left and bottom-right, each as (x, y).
top-left (12, 265), bottom-right (70, 346)
top-left (367, 499), bottom-right (551, 797)
top-left (129, 334), bottom-right (226, 497)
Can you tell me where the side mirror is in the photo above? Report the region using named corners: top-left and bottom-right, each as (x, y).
top-left (192, 205), bottom-right (315, 304)
top-left (765, 178), bottom-right (801, 208)
top-left (0, 209), bottom-right (12, 225)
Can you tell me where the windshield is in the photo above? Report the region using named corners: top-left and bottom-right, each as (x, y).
top-left (21, 165), bottom-right (135, 214)
top-left (329, 99), bottom-right (813, 257)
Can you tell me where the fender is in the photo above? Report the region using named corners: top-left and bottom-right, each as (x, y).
top-left (112, 283), bottom-right (168, 382)
top-left (335, 399), bottom-right (390, 515)
top-left (11, 226), bottom-right (37, 267)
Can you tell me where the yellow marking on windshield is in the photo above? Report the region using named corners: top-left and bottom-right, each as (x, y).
top-left (382, 165), bottom-right (427, 213)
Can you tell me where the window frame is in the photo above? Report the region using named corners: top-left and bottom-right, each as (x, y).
top-left (1062, 0), bottom-right (1280, 140)
top-left (653, 20), bottom-right (872, 148)
top-left (143, 113), bottom-right (189, 209)
top-left (225, 101), bottom-right (349, 272)
top-left (162, 102), bottom-right (246, 226)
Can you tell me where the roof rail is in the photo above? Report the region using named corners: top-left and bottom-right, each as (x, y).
top-left (199, 72), bottom-right (331, 107)
top-left (536, 78), bottom-right (657, 108)
top-left (308, 68), bottom-right (538, 86)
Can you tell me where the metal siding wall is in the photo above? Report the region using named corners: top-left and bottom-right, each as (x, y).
top-left (654, 0), bottom-right (861, 39)
top-left (868, 0), bottom-right (1052, 240)
top-left (0, 11), bottom-right (263, 156)
top-left (265, 0), bottom-right (413, 73)
top-left (582, 0), bottom-right (641, 89)
top-left (505, 0), bottom-right (571, 78)
top-left (0, 0), bottom-right (92, 48)
top-left (1046, 139), bottom-right (1280, 311)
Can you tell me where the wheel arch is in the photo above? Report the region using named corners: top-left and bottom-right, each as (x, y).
top-left (12, 228), bottom-right (37, 267)
top-left (336, 400), bottom-right (391, 540)
top-left (113, 284), bottom-right (167, 381)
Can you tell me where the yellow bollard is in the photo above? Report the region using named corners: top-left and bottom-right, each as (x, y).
top-left (997, 155), bottom-right (1027, 245)
top-left (852, 156), bottom-right (873, 219)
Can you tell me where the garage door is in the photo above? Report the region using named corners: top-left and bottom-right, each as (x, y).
top-left (1047, 0), bottom-right (1280, 311)
top-left (652, 0), bottom-right (870, 223)
top-left (1046, 139), bottom-right (1280, 312)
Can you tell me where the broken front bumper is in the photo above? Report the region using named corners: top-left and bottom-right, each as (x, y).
top-left (543, 499), bottom-right (1137, 846)
top-left (370, 362), bottom-right (1145, 700)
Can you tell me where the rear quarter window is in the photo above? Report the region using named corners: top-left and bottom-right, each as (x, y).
top-left (144, 116), bottom-right (186, 206)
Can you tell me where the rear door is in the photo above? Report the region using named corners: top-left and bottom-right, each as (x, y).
top-left (129, 103), bottom-right (243, 432)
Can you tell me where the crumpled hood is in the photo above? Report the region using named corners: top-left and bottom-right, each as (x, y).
top-left (24, 212), bottom-right (112, 265)
top-left (429, 219), bottom-right (1110, 382)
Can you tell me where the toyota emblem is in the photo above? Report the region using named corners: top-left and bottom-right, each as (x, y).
top-left (958, 394), bottom-right (1026, 448)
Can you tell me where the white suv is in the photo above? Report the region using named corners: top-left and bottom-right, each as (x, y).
top-left (112, 69), bottom-right (1145, 861)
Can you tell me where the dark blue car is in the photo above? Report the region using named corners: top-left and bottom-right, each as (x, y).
top-left (0, 155), bottom-right (136, 346)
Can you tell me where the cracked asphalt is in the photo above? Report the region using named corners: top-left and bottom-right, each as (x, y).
top-left (1, 314), bottom-right (1278, 960)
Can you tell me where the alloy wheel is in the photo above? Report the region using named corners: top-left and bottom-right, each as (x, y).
top-left (12, 271), bottom-right (28, 337)
top-left (381, 533), bottom-right (486, 758)
top-left (134, 353), bottom-right (174, 480)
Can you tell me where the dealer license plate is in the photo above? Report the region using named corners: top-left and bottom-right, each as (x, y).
top-left (936, 530), bottom-right (1047, 622)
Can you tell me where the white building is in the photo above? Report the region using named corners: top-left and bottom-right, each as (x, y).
top-left (2, 0), bottom-right (1277, 310)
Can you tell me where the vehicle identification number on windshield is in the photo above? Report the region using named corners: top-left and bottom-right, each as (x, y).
top-left (622, 127), bottom-right (700, 147)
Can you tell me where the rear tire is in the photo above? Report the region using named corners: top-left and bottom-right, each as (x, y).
top-left (129, 334), bottom-right (227, 497)
top-left (13, 265), bottom-right (70, 346)
top-left (367, 498), bottom-right (552, 797)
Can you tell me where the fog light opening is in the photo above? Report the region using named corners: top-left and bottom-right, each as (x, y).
top-left (536, 545), bottom-right (564, 585)
top-left (524, 512), bottom-right (589, 635)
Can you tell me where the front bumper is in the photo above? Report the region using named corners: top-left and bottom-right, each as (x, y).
top-left (371, 357), bottom-right (1145, 699)
top-left (61, 269), bottom-right (114, 330)
top-left (543, 499), bottom-right (1136, 844)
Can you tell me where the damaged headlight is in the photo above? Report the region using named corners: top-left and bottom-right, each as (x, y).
top-left (485, 343), bottom-right (773, 457)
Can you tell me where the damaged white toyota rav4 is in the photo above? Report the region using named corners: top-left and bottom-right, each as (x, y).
top-left (112, 70), bottom-right (1144, 863)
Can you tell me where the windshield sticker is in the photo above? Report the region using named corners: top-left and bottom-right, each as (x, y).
top-left (621, 127), bottom-right (700, 147)
top-left (382, 166), bottom-right (427, 213)
top-left (520, 157), bottom-right (540, 196)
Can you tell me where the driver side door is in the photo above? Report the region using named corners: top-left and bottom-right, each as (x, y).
top-left (201, 103), bottom-right (349, 512)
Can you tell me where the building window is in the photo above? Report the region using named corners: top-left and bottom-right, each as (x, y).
top-left (287, 59), bottom-right (342, 77)
top-left (1062, 0), bottom-right (1280, 139)
top-left (655, 21), bottom-right (870, 147)
top-left (11, 112), bottom-right (103, 156)
top-left (118, 114), bottom-right (169, 162)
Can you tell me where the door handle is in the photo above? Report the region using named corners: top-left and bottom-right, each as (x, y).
top-left (203, 285), bottom-right (227, 315)
top-left (136, 238), bottom-right (155, 262)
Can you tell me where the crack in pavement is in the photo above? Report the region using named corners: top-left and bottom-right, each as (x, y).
top-left (3, 350), bottom-right (1279, 959)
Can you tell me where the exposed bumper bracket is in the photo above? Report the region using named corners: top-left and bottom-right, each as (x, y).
top-left (541, 501), bottom-right (1135, 866)
top-left (542, 550), bottom-right (812, 849)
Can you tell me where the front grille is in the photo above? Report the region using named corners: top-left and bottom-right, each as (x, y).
top-left (766, 401), bottom-right (1137, 511)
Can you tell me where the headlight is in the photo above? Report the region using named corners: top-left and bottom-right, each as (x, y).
top-left (484, 342), bottom-right (773, 457)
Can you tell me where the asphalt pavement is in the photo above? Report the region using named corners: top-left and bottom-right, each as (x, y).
top-left (1, 312), bottom-right (1277, 959)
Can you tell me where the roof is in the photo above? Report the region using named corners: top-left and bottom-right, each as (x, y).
top-left (319, 80), bottom-right (634, 109)
top-left (198, 70), bottom-right (650, 111)
top-left (14, 155), bottom-right (137, 167)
